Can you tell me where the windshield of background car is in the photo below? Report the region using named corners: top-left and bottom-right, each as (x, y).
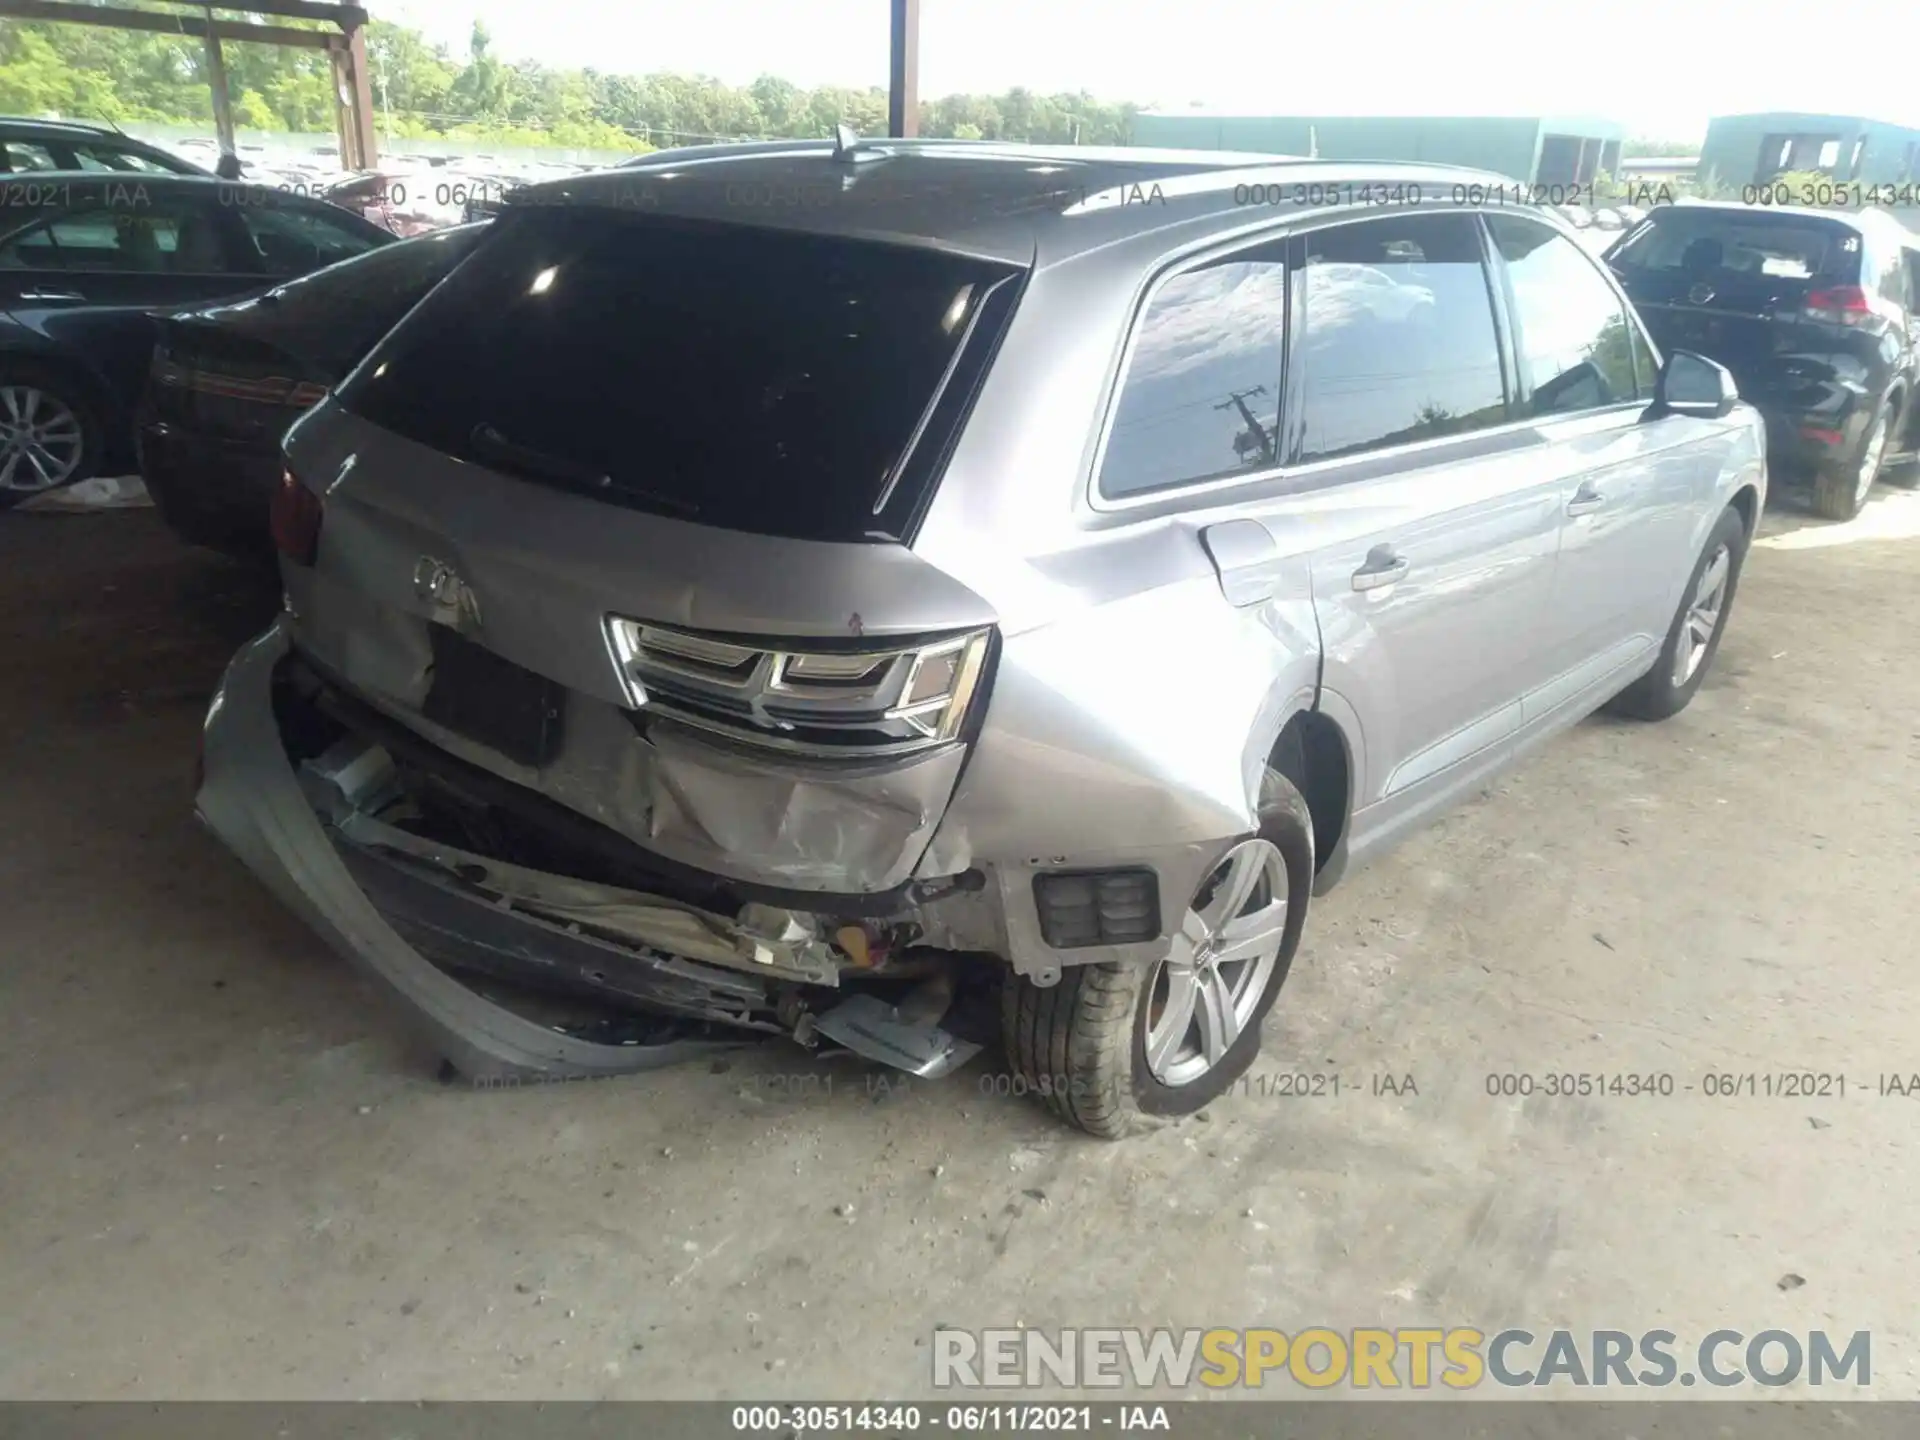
top-left (1609, 209), bottom-right (1860, 285)
top-left (335, 205), bottom-right (1025, 543)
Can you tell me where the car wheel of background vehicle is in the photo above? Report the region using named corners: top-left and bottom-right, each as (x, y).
top-left (999, 768), bottom-right (1314, 1140)
top-left (1609, 505), bottom-right (1747, 722)
top-left (1810, 400), bottom-right (1891, 521)
top-left (0, 362), bottom-right (102, 509)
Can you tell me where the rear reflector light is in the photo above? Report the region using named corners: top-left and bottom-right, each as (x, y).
top-left (1800, 426), bottom-right (1846, 447)
top-left (1033, 869), bottom-right (1162, 948)
top-left (1803, 286), bottom-right (1874, 326)
top-left (270, 467), bottom-right (323, 566)
top-left (171, 368), bottom-right (330, 409)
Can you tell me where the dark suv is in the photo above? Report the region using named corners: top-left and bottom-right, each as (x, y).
top-left (1605, 202), bottom-right (1920, 520)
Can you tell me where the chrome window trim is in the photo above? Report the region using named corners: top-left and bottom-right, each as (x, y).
top-left (1083, 201), bottom-right (1664, 520)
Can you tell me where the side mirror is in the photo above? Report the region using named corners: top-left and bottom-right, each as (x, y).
top-left (1653, 349), bottom-right (1738, 420)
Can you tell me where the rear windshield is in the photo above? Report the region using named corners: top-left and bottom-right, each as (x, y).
top-left (1609, 209), bottom-right (1859, 284)
top-left (336, 207), bottom-right (1023, 542)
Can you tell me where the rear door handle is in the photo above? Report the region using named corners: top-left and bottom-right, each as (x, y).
top-left (1566, 481), bottom-right (1606, 517)
top-left (18, 289), bottom-right (86, 303)
top-left (1351, 545), bottom-right (1409, 592)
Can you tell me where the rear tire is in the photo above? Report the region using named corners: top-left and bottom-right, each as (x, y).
top-left (1000, 769), bottom-right (1314, 1139)
top-left (1810, 400), bottom-right (1891, 521)
top-left (1610, 505), bottom-right (1747, 722)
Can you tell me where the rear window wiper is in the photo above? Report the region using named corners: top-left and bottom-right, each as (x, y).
top-left (468, 422), bottom-right (700, 518)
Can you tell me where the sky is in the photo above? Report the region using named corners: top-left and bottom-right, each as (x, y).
top-left (372, 0), bottom-right (1920, 144)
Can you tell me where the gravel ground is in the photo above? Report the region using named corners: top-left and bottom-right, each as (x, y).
top-left (1, 489), bottom-right (1916, 1400)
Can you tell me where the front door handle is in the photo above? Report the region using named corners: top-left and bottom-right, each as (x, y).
top-left (1567, 481), bottom-right (1606, 517)
top-left (17, 289), bottom-right (86, 303)
top-left (1351, 545), bottom-right (1409, 592)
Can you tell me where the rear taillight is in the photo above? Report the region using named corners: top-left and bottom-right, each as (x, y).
top-left (604, 618), bottom-right (994, 757)
top-left (1803, 285), bottom-right (1874, 327)
top-left (270, 467), bottom-right (323, 567)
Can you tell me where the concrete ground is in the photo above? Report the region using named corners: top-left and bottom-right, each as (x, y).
top-left (1, 489), bottom-right (1916, 1401)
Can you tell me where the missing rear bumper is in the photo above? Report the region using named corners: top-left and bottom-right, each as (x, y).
top-left (196, 617), bottom-right (992, 1082)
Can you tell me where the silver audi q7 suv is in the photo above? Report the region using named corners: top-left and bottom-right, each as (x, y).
top-left (197, 140), bottom-right (1766, 1137)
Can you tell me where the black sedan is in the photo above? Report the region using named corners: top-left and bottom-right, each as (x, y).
top-left (0, 174), bottom-right (393, 505)
top-left (139, 223), bottom-right (490, 555)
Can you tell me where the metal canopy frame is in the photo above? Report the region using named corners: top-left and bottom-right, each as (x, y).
top-left (888, 0), bottom-right (918, 138)
top-left (0, 0), bottom-right (378, 170)
top-left (1, 1), bottom-right (921, 164)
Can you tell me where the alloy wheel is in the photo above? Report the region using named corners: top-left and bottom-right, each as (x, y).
top-left (1672, 542), bottom-right (1731, 687)
top-left (1144, 837), bottom-right (1288, 1087)
top-left (0, 385), bottom-right (85, 493)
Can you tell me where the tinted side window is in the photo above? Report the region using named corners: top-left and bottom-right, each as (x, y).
top-left (69, 143), bottom-right (175, 175)
top-left (0, 216), bottom-right (62, 268)
top-left (0, 204), bottom-right (226, 273)
top-left (1489, 215), bottom-right (1641, 416)
top-left (1098, 245), bottom-right (1286, 498)
top-left (8, 195), bottom-right (232, 274)
top-left (3, 141), bottom-right (59, 172)
top-left (1296, 212), bottom-right (1508, 464)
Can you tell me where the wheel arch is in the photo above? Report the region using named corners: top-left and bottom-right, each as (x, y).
top-left (1728, 479), bottom-right (1761, 539)
top-left (1266, 706), bottom-right (1354, 896)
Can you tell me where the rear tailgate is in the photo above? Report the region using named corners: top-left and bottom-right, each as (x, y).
top-left (1610, 209), bottom-right (1863, 396)
top-left (278, 205), bottom-right (1026, 895)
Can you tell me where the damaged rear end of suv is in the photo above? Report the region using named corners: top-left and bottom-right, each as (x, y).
top-left (196, 147), bottom-right (1342, 1137)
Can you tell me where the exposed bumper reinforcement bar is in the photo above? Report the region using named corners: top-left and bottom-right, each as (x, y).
top-left (196, 617), bottom-right (743, 1081)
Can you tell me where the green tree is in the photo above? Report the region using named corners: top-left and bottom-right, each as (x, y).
top-left (0, 14), bottom-right (1151, 153)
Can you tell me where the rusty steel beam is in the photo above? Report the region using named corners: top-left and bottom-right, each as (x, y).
top-left (332, 23), bottom-right (378, 169)
top-left (0, 0), bottom-right (338, 48)
top-left (888, 0), bottom-right (919, 138)
top-left (194, 0), bottom-right (367, 25)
